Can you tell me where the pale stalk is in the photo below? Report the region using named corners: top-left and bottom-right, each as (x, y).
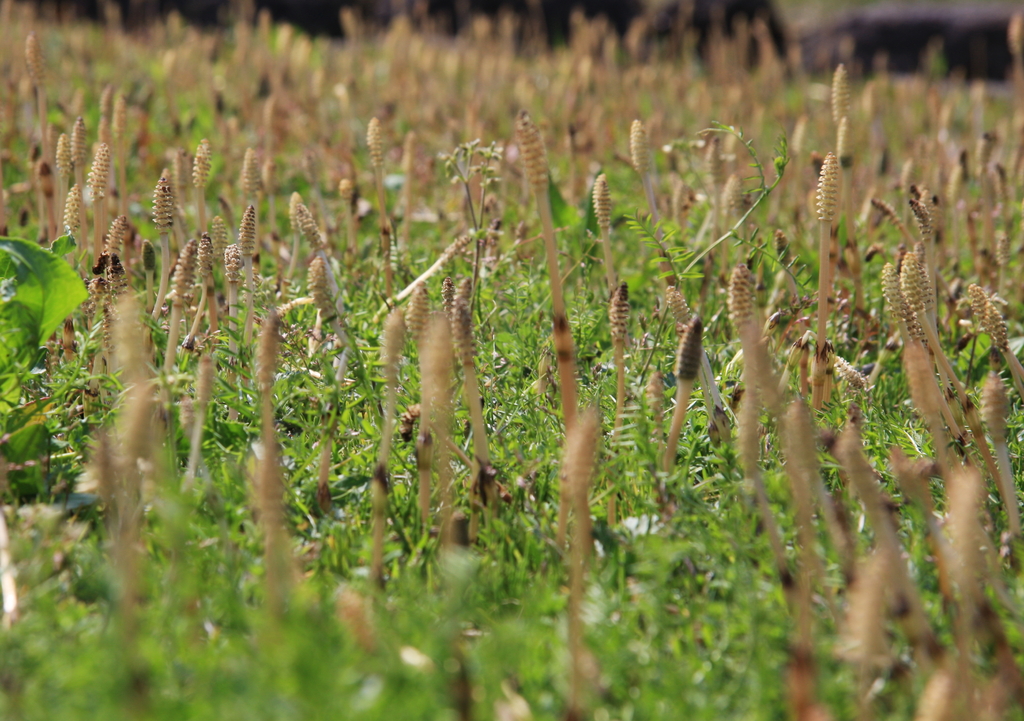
top-left (153, 231), bottom-right (170, 319)
top-left (612, 341), bottom-right (626, 436)
top-left (842, 166), bottom-right (863, 313)
top-left (116, 137), bottom-right (128, 220)
top-left (287, 228), bottom-right (301, 280)
top-left (374, 168), bottom-right (393, 298)
top-left (463, 362), bottom-right (492, 540)
top-left (56, 173), bottom-right (66, 234)
top-left (92, 195), bottom-right (106, 269)
top-left (812, 217), bottom-right (832, 410)
top-left (34, 87), bottom-right (49, 165)
top-left (243, 256), bottom-right (255, 344)
top-left (184, 284), bottom-right (209, 348)
top-left (599, 223), bottom-right (616, 292)
top-left (993, 442), bottom-right (1021, 536)
top-left (1000, 350), bottom-right (1024, 400)
top-left (163, 302), bottom-right (183, 374)
top-left (74, 167), bottom-right (86, 243)
top-left (144, 269), bottom-right (154, 315)
top-left (197, 189), bottom-right (207, 237)
top-left (537, 195), bottom-right (579, 433)
top-left (227, 282), bottom-right (240, 421)
top-left (662, 378), bottom-right (696, 473)
top-left (205, 276), bottom-right (218, 333)
top-left (344, 201), bottom-right (356, 267)
top-left (227, 283), bottom-right (239, 355)
top-left (0, 504), bottom-right (17, 627)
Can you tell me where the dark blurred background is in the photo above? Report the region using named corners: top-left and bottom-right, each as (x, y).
top-left (15, 0), bottom-right (1024, 79)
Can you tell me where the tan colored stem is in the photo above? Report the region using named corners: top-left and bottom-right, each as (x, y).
top-left (812, 219), bottom-right (832, 410)
top-left (599, 225), bottom-right (616, 292)
top-left (153, 232), bottom-right (171, 319)
top-left (537, 195), bottom-right (579, 433)
top-left (374, 169), bottom-right (393, 298)
top-left (243, 256), bottom-right (255, 344)
top-left (612, 341), bottom-right (626, 436)
top-left (993, 442), bottom-right (1022, 536)
top-left (163, 303), bottom-right (183, 375)
top-left (662, 379), bottom-right (695, 473)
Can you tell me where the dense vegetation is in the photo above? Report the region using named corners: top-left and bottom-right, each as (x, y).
top-left (0, 3), bottom-right (1023, 719)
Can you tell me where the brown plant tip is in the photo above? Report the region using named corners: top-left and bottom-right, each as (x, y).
top-left (296, 202), bottom-right (323, 250)
top-left (153, 177), bottom-right (174, 230)
top-left (816, 153), bottom-right (839, 222)
top-left (210, 216), bottom-right (228, 257)
top-left (593, 173), bottom-right (611, 231)
top-left (399, 404), bottom-right (421, 443)
top-left (727, 263), bottom-right (756, 329)
top-left (831, 63), bottom-right (849, 124)
top-left (646, 370), bottom-right (664, 416)
top-left (338, 178), bottom-right (354, 202)
top-left (835, 357), bottom-right (868, 393)
top-left (239, 205), bottom-right (257, 258)
top-left (836, 116), bottom-right (851, 167)
top-left (88, 144), bottom-right (111, 201)
top-left (193, 139), bottom-right (211, 189)
top-left (241, 148), bottom-right (261, 197)
top-left (629, 119), bottom-right (652, 175)
top-left (367, 117), bottom-right (384, 170)
top-left (909, 198), bottom-right (932, 239)
top-left (224, 244), bottom-right (243, 285)
top-left (106, 215), bottom-right (128, 256)
top-left (308, 255), bottom-right (332, 317)
top-left (198, 234), bottom-right (214, 278)
top-left (71, 117), bottom-right (87, 168)
top-left (982, 372), bottom-right (1008, 444)
top-left (25, 32), bottom-right (45, 86)
top-left (258, 309), bottom-right (280, 391)
top-left (452, 293), bottom-right (475, 366)
top-left (142, 239), bottom-right (155, 273)
top-left (64, 186), bottom-right (81, 236)
top-left (675, 316), bottom-right (703, 382)
top-left (441, 276), bottom-right (456, 319)
top-left (406, 283), bottom-right (428, 343)
top-left (56, 134), bottom-right (71, 178)
top-left (288, 192), bottom-right (302, 232)
top-left (515, 110), bottom-right (548, 192)
top-left (968, 284), bottom-right (1009, 351)
top-left (609, 282), bottom-right (629, 342)
top-left (172, 239), bottom-right (198, 301)
top-left (665, 286), bottom-right (692, 329)
top-left (1010, 13), bottom-right (1024, 55)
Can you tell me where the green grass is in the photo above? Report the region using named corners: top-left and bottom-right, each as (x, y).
top-left (0, 9), bottom-right (1023, 721)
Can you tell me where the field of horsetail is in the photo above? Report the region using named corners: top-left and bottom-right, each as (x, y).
top-left (0, 3), bottom-right (1023, 719)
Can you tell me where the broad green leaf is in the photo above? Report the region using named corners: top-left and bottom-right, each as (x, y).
top-left (49, 233), bottom-right (77, 257)
top-left (547, 173), bottom-right (577, 229)
top-left (0, 237), bottom-right (88, 347)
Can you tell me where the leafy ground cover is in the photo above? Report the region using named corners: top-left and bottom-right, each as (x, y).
top-left (0, 3), bottom-right (1023, 719)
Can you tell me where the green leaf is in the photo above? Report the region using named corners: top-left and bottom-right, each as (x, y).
top-left (49, 233), bottom-right (77, 257)
top-left (0, 237), bottom-right (88, 348)
top-left (547, 174), bottom-right (577, 228)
